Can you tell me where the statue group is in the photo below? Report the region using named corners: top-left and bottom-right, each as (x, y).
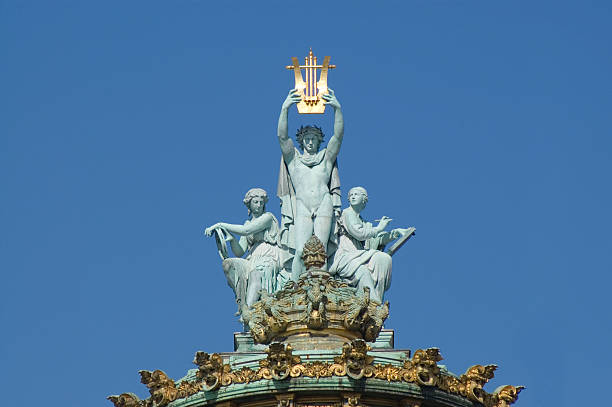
top-left (205, 89), bottom-right (414, 319)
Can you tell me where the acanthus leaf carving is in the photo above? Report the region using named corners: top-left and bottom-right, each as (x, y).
top-left (107, 393), bottom-right (142, 407)
top-left (241, 273), bottom-right (389, 345)
top-left (462, 364), bottom-right (497, 403)
top-left (110, 348), bottom-right (523, 407)
top-left (139, 370), bottom-right (177, 407)
top-left (193, 351), bottom-right (226, 391)
top-left (490, 385), bottom-right (525, 407)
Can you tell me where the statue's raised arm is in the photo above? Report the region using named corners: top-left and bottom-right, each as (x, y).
top-left (276, 88), bottom-right (343, 281)
top-left (322, 89), bottom-right (344, 163)
top-left (277, 89), bottom-right (301, 164)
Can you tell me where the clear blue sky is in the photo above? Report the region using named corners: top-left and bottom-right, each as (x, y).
top-left (2, 2), bottom-right (611, 406)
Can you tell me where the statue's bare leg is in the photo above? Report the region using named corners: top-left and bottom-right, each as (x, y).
top-left (291, 210), bottom-right (314, 281)
top-left (246, 269), bottom-right (262, 307)
top-left (313, 214), bottom-right (332, 268)
top-left (223, 258), bottom-right (249, 313)
top-left (313, 194), bottom-right (334, 268)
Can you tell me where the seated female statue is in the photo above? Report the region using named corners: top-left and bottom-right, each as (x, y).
top-left (205, 188), bottom-right (280, 312)
top-left (329, 186), bottom-right (412, 303)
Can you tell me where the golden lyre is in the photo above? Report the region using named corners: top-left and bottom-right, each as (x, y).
top-left (285, 49), bottom-right (336, 114)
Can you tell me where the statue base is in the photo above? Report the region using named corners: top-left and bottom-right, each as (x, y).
top-left (240, 269), bottom-right (390, 345)
top-left (234, 328), bottom-right (395, 352)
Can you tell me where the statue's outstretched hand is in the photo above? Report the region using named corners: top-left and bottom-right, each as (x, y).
top-left (321, 88), bottom-right (341, 109)
top-left (282, 89), bottom-right (302, 110)
top-left (204, 223), bottom-right (221, 236)
top-left (377, 216), bottom-right (392, 230)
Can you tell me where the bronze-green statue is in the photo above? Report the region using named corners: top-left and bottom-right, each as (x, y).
top-left (205, 188), bottom-right (281, 313)
top-left (329, 186), bottom-right (415, 303)
top-left (277, 88), bottom-right (344, 281)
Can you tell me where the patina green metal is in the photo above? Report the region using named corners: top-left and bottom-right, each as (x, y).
top-left (109, 332), bottom-right (523, 407)
top-left (108, 82), bottom-right (522, 407)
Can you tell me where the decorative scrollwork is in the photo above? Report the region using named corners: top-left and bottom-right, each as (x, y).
top-left (139, 370), bottom-right (177, 407)
top-left (109, 347), bottom-right (523, 407)
top-left (107, 393), bottom-right (142, 407)
top-left (228, 366), bottom-right (263, 384)
top-left (463, 364), bottom-right (497, 403)
top-left (490, 385), bottom-right (525, 407)
top-left (193, 351), bottom-right (227, 391)
top-left (240, 272), bottom-right (389, 345)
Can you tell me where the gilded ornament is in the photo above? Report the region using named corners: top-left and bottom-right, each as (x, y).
top-left (193, 351), bottom-right (227, 391)
top-left (462, 364), bottom-right (497, 403)
top-left (107, 393), bottom-right (142, 407)
top-left (229, 366), bottom-right (263, 384)
top-left (408, 348), bottom-right (442, 386)
top-left (491, 385), bottom-right (525, 407)
top-left (301, 361), bottom-right (335, 378)
top-left (333, 339), bottom-right (374, 380)
top-left (343, 394), bottom-right (361, 407)
top-left (260, 343), bottom-right (302, 380)
top-left (240, 271), bottom-right (389, 344)
top-left (109, 347), bottom-right (522, 407)
top-left (139, 370), bottom-right (178, 407)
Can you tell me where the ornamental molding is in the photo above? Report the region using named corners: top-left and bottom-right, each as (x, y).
top-left (108, 341), bottom-right (523, 407)
top-left (241, 270), bottom-right (389, 344)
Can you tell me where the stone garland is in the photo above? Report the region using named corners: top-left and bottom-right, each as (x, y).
top-left (108, 341), bottom-right (523, 407)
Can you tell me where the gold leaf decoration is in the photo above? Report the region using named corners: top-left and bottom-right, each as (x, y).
top-left (108, 346), bottom-right (523, 407)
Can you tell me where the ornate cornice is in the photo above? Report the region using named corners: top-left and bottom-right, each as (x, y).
top-left (108, 341), bottom-right (523, 407)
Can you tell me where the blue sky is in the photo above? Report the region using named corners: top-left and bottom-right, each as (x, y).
top-left (1, 1), bottom-right (611, 406)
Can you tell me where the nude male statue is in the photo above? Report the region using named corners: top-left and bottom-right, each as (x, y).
top-left (277, 88), bottom-right (344, 281)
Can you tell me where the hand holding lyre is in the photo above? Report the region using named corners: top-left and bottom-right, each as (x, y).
top-left (282, 89), bottom-right (302, 110)
top-left (321, 88), bottom-right (341, 110)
